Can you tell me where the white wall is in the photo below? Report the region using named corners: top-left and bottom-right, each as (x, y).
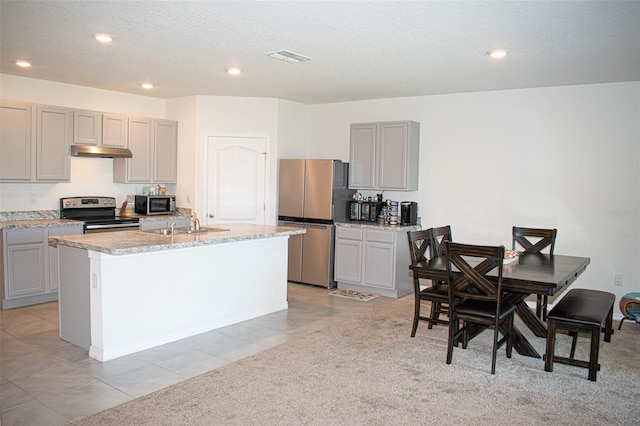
top-left (188, 96), bottom-right (281, 224)
top-left (170, 97), bottom-right (308, 224)
top-left (166, 96), bottom-right (197, 212)
top-left (307, 82), bottom-right (640, 303)
top-left (0, 74), bottom-right (167, 211)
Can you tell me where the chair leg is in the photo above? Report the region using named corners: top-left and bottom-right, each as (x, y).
top-left (544, 319), bottom-right (557, 373)
top-left (618, 317), bottom-right (627, 331)
top-left (446, 315), bottom-right (455, 365)
top-left (491, 324), bottom-right (499, 374)
top-left (428, 301), bottom-right (439, 329)
top-left (410, 293), bottom-right (420, 337)
top-left (537, 295), bottom-right (549, 321)
top-left (506, 315), bottom-right (513, 359)
top-left (536, 295), bottom-right (543, 320)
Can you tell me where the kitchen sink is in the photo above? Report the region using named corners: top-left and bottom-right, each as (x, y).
top-left (141, 226), bottom-right (230, 235)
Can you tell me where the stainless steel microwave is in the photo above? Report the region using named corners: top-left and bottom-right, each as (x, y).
top-left (134, 195), bottom-right (176, 215)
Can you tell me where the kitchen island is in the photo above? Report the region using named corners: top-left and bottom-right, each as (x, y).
top-left (50, 223), bottom-right (305, 362)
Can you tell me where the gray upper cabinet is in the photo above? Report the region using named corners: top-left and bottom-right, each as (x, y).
top-left (36, 106), bottom-right (71, 181)
top-left (154, 119), bottom-right (178, 183)
top-left (1, 102), bottom-right (70, 182)
top-left (0, 102), bottom-right (32, 181)
top-left (73, 110), bottom-right (101, 145)
top-left (349, 120), bottom-right (420, 191)
top-left (102, 113), bottom-right (127, 148)
top-left (113, 117), bottom-right (177, 183)
top-left (73, 110), bottom-right (127, 148)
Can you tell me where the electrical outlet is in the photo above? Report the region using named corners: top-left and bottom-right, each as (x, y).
top-left (30, 193), bottom-right (37, 205)
top-left (614, 273), bottom-right (624, 286)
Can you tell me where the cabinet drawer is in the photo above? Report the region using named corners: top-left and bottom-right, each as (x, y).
top-left (365, 230), bottom-right (395, 244)
top-left (336, 227), bottom-right (363, 240)
top-left (5, 229), bottom-right (44, 245)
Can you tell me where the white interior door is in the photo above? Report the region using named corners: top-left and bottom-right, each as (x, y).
top-left (206, 136), bottom-right (267, 225)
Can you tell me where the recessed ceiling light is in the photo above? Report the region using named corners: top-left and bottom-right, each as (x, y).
top-left (16, 60), bottom-right (31, 68)
top-left (141, 83), bottom-right (154, 89)
top-left (227, 67), bottom-right (242, 76)
top-left (487, 49), bottom-right (507, 59)
top-left (267, 50), bottom-right (312, 64)
top-left (93, 33), bottom-right (113, 43)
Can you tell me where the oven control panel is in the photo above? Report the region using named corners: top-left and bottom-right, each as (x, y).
top-left (61, 197), bottom-right (116, 209)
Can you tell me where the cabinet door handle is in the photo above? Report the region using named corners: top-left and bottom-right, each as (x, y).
top-left (208, 213), bottom-right (215, 218)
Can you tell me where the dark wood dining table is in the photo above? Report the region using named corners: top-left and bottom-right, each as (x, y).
top-left (410, 252), bottom-right (591, 358)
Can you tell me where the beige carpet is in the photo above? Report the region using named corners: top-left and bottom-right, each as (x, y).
top-left (76, 297), bottom-right (640, 425)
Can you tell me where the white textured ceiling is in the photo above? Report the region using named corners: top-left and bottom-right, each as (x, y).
top-left (1, 1), bottom-right (639, 104)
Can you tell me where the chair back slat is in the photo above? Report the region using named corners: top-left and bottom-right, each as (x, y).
top-left (445, 242), bottom-right (505, 304)
top-left (407, 229), bottom-right (434, 266)
top-left (431, 225), bottom-right (452, 257)
top-left (512, 227), bottom-right (557, 254)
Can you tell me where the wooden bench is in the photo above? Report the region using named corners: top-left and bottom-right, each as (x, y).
top-left (544, 289), bottom-right (615, 381)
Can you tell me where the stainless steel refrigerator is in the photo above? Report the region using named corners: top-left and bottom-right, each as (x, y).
top-left (278, 159), bottom-right (355, 288)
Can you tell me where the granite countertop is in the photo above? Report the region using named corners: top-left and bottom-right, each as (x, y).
top-left (50, 223), bottom-right (306, 256)
top-left (336, 221), bottom-right (422, 232)
top-left (0, 219), bottom-right (84, 230)
top-left (0, 212), bottom-right (192, 229)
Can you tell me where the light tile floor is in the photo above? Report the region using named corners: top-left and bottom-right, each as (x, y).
top-left (0, 283), bottom-right (395, 425)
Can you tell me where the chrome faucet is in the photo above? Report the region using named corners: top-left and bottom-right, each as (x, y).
top-left (192, 213), bottom-right (200, 231)
top-left (170, 222), bottom-right (176, 234)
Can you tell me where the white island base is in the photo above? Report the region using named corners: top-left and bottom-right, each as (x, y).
top-left (59, 236), bottom-right (289, 362)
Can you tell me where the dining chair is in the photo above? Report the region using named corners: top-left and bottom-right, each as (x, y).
top-left (430, 225), bottom-right (453, 258)
top-left (512, 226), bottom-right (557, 321)
top-left (407, 229), bottom-right (449, 336)
top-left (444, 241), bottom-right (516, 374)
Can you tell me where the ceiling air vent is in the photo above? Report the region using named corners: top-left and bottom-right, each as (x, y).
top-left (267, 50), bottom-right (312, 64)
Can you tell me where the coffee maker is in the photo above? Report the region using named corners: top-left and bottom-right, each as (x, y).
top-left (400, 201), bottom-right (418, 226)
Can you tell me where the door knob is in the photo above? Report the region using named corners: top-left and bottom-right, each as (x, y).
top-left (208, 213), bottom-right (215, 218)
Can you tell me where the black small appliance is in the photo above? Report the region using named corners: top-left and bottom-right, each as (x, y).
top-left (349, 200), bottom-right (383, 222)
top-left (400, 201), bottom-right (418, 226)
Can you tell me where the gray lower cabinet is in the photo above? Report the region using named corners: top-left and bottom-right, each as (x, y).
top-left (139, 217), bottom-right (190, 230)
top-left (1, 225), bottom-right (83, 309)
top-left (334, 225), bottom-right (413, 298)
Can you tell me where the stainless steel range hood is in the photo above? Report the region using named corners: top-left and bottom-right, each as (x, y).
top-left (70, 145), bottom-right (133, 158)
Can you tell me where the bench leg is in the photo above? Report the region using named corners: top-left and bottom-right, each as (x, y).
top-left (544, 319), bottom-right (556, 373)
top-left (569, 332), bottom-right (578, 359)
top-left (604, 306), bottom-right (613, 342)
top-left (588, 326), bottom-right (601, 381)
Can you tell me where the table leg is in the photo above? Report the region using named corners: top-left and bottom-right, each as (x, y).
top-left (504, 292), bottom-right (548, 338)
top-left (494, 322), bottom-right (541, 358)
top-left (516, 303), bottom-right (547, 337)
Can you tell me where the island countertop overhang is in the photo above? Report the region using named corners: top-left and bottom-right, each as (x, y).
top-left (49, 223), bottom-right (305, 256)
